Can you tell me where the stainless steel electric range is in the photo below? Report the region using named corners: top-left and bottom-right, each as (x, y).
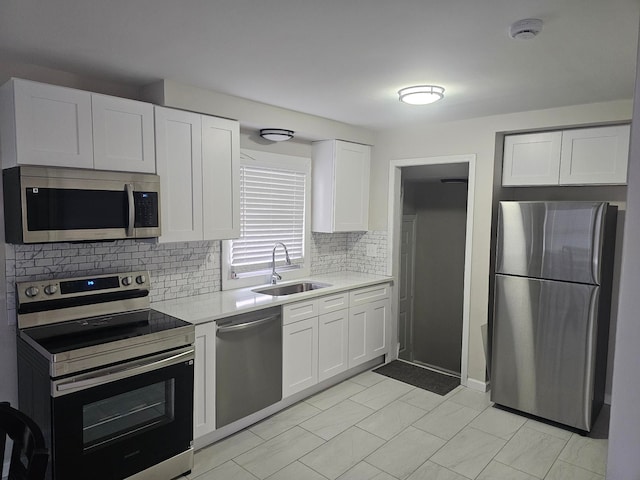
top-left (15, 271), bottom-right (195, 480)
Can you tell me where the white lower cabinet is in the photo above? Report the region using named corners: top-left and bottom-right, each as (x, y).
top-left (318, 310), bottom-right (349, 382)
top-left (282, 285), bottom-right (390, 397)
top-left (283, 317), bottom-right (319, 397)
top-left (348, 286), bottom-right (390, 369)
top-left (192, 282), bottom-right (391, 443)
top-left (282, 293), bottom-right (349, 398)
top-left (193, 322), bottom-right (216, 439)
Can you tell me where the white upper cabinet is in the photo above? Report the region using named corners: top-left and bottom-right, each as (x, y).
top-left (0, 78), bottom-right (156, 172)
top-left (312, 139), bottom-right (370, 232)
top-left (559, 125), bottom-right (630, 185)
top-left (92, 94), bottom-right (155, 173)
top-left (155, 106), bottom-right (240, 243)
top-left (201, 115), bottom-right (240, 240)
top-left (502, 132), bottom-right (562, 186)
top-left (155, 107), bottom-right (203, 243)
top-left (1, 78), bottom-right (93, 169)
top-left (502, 125), bottom-right (630, 186)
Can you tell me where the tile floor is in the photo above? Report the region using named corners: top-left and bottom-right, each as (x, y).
top-left (179, 370), bottom-right (609, 480)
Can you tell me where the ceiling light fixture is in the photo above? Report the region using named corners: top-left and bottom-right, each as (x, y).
top-left (398, 85), bottom-right (445, 105)
top-left (260, 128), bottom-right (294, 142)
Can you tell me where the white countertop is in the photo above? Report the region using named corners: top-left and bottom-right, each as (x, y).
top-left (151, 272), bottom-right (394, 325)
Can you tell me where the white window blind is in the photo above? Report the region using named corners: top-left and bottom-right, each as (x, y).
top-left (230, 165), bottom-right (306, 275)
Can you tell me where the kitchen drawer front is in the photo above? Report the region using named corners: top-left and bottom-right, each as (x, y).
top-left (318, 293), bottom-right (349, 314)
top-left (283, 299), bottom-right (318, 325)
top-left (349, 283), bottom-right (391, 307)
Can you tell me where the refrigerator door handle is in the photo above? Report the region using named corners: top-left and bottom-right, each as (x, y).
top-left (590, 203), bottom-right (606, 285)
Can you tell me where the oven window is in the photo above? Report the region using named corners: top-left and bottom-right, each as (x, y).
top-left (82, 379), bottom-right (175, 450)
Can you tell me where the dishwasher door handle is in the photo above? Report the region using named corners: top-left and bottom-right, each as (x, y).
top-left (217, 314), bottom-right (280, 334)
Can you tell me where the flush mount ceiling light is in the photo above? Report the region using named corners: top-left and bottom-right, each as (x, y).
top-left (260, 128), bottom-right (294, 142)
top-left (398, 85), bottom-right (445, 105)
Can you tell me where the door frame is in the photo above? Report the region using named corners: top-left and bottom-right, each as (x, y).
top-left (387, 154), bottom-right (476, 388)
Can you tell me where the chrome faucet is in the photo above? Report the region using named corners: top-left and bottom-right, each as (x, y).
top-left (271, 242), bottom-right (291, 284)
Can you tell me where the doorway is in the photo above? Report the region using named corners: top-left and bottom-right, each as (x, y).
top-left (388, 154), bottom-right (476, 387)
top-left (398, 175), bottom-right (468, 375)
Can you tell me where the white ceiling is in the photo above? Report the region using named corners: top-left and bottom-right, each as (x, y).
top-left (0, 0), bottom-right (638, 130)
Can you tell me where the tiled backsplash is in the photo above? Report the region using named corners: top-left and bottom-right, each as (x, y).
top-left (4, 231), bottom-right (387, 324)
top-left (346, 231), bottom-right (388, 274)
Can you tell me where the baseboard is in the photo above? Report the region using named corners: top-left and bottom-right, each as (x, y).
top-left (605, 393), bottom-right (612, 405)
top-left (465, 377), bottom-right (490, 392)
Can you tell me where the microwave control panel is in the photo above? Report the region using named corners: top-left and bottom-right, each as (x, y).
top-left (134, 192), bottom-right (159, 227)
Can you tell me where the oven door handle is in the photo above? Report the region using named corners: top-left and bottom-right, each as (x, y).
top-left (54, 347), bottom-right (194, 396)
top-left (126, 183), bottom-right (135, 237)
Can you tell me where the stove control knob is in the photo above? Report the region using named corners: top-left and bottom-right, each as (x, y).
top-left (122, 276), bottom-right (133, 286)
top-left (44, 284), bottom-right (58, 295)
top-left (136, 275), bottom-right (147, 285)
top-left (25, 286), bottom-right (39, 298)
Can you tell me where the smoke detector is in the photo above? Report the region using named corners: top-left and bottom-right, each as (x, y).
top-left (509, 18), bottom-right (543, 40)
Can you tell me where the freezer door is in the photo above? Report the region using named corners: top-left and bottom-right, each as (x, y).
top-left (491, 274), bottom-right (599, 431)
top-left (496, 201), bottom-right (607, 284)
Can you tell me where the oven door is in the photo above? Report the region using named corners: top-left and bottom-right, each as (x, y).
top-left (50, 347), bottom-right (194, 480)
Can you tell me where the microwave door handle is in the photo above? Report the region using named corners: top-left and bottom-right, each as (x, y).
top-left (125, 183), bottom-right (135, 237)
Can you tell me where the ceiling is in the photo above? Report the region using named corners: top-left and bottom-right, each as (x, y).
top-left (0, 0), bottom-right (638, 130)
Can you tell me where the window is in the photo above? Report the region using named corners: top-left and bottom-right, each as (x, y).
top-left (222, 149), bottom-right (311, 290)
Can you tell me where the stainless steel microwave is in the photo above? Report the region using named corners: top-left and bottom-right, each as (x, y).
top-left (3, 166), bottom-right (161, 243)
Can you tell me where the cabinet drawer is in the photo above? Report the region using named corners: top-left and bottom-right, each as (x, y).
top-left (349, 283), bottom-right (391, 306)
top-left (283, 300), bottom-right (318, 325)
top-left (318, 293), bottom-right (348, 314)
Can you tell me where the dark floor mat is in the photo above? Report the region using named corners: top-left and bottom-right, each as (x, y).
top-left (373, 360), bottom-right (460, 396)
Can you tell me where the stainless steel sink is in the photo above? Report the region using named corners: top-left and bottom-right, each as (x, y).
top-left (253, 281), bottom-right (331, 296)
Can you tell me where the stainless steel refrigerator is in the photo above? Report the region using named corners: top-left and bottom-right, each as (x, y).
top-left (491, 201), bottom-right (617, 432)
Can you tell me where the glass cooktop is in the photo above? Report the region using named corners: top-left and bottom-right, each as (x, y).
top-left (22, 309), bottom-right (191, 354)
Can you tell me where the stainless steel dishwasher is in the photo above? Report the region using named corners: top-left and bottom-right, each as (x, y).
top-left (215, 306), bottom-right (282, 428)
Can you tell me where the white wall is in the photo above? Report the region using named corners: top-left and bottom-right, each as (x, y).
top-left (372, 100), bottom-right (633, 383)
top-left (607, 28), bottom-right (640, 477)
top-left (143, 79), bottom-right (375, 145)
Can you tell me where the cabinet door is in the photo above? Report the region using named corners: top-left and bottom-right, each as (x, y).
top-left (202, 115), bottom-right (240, 240)
top-left (194, 322), bottom-right (216, 439)
top-left (348, 305), bottom-right (368, 368)
top-left (333, 141), bottom-right (370, 231)
top-left (502, 132), bottom-right (562, 186)
top-left (559, 125), bottom-right (630, 185)
top-left (8, 78), bottom-right (93, 169)
top-left (366, 299), bottom-right (389, 359)
top-left (348, 298), bottom-right (390, 368)
top-left (318, 309), bottom-right (349, 382)
top-left (92, 94), bottom-right (156, 173)
top-left (155, 107), bottom-right (203, 243)
top-left (283, 318), bottom-right (318, 397)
